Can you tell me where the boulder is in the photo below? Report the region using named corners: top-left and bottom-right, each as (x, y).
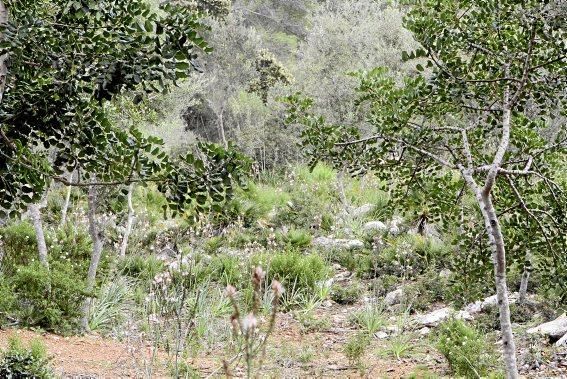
top-left (416, 307), bottom-right (472, 327)
top-left (363, 221), bottom-right (388, 234)
top-left (312, 236), bottom-right (364, 250)
top-left (351, 204), bottom-right (374, 219)
top-left (556, 332), bottom-right (567, 347)
top-left (384, 288), bottom-right (404, 306)
top-left (527, 314), bottom-right (567, 340)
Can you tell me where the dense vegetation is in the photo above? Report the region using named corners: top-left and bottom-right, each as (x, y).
top-left (0, 0), bottom-right (565, 378)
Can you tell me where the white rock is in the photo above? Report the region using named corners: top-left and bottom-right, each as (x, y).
top-left (312, 236), bottom-right (364, 250)
top-left (464, 301), bottom-right (483, 315)
top-left (351, 204), bottom-right (374, 218)
top-left (438, 269), bottom-right (452, 279)
top-left (416, 307), bottom-right (472, 327)
top-left (527, 314), bottom-right (567, 339)
top-left (386, 325), bottom-right (401, 334)
top-left (555, 332), bottom-right (567, 346)
top-left (384, 288), bottom-right (404, 306)
top-left (416, 307), bottom-right (452, 326)
top-left (419, 327), bottom-right (431, 336)
top-left (374, 331), bottom-right (388, 339)
top-left (363, 221), bottom-right (388, 234)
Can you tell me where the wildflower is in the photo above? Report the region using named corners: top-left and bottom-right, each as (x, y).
top-left (225, 285), bottom-right (237, 299)
top-left (253, 266), bottom-right (265, 285)
top-left (241, 313), bottom-right (258, 334)
top-left (272, 280), bottom-right (284, 298)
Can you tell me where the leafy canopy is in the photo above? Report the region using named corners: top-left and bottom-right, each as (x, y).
top-left (285, 0), bottom-right (566, 297)
top-left (0, 0), bottom-right (249, 217)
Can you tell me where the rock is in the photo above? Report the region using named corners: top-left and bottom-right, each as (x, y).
top-left (374, 331), bottom-right (388, 339)
top-left (416, 307), bottom-right (472, 327)
top-left (386, 325), bottom-right (401, 334)
top-left (384, 288), bottom-right (404, 306)
top-left (388, 216), bottom-right (404, 235)
top-left (438, 269), bottom-right (452, 279)
top-left (556, 332), bottom-right (567, 347)
top-left (363, 221), bottom-right (388, 234)
top-left (351, 204), bottom-right (374, 218)
top-left (416, 307), bottom-right (452, 327)
top-left (464, 301), bottom-right (482, 315)
top-left (527, 314), bottom-right (567, 340)
top-left (419, 327), bottom-right (431, 336)
top-left (312, 236), bottom-right (364, 250)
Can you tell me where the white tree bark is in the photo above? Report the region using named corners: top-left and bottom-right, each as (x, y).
top-left (119, 183), bottom-right (135, 258)
top-left (81, 184), bottom-right (104, 332)
top-left (60, 171), bottom-right (74, 226)
top-left (28, 202), bottom-right (49, 269)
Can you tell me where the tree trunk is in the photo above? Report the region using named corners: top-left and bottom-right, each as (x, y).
top-left (218, 110), bottom-right (228, 148)
top-left (119, 183), bottom-right (135, 258)
top-left (519, 255), bottom-right (531, 304)
top-left (60, 171), bottom-right (74, 226)
top-left (0, 0), bottom-right (8, 104)
top-left (480, 193), bottom-right (518, 378)
top-left (28, 203), bottom-right (49, 269)
top-left (81, 184), bottom-right (104, 332)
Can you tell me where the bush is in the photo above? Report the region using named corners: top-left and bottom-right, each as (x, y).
top-left (344, 332), bottom-right (370, 366)
top-left (264, 251), bottom-right (329, 294)
top-left (0, 337), bottom-right (54, 378)
top-left (437, 319), bottom-right (500, 378)
top-left (0, 221), bottom-right (37, 273)
top-left (331, 281), bottom-right (363, 305)
top-left (118, 254), bottom-right (164, 284)
top-left (276, 228), bottom-right (312, 248)
top-left (10, 261), bottom-right (87, 334)
top-left (89, 276), bottom-right (134, 332)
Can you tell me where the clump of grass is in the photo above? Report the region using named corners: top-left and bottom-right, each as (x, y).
top-left (350, 304), bottom-right (386, 335)
top-left (380, 334), bottom-right (415, 360)
top-left (89, 276), bottom-right (134, 332)
top-left (437, 319), bottom-right (501, 378)
top-left (344, 332), bottom-right (370, 366)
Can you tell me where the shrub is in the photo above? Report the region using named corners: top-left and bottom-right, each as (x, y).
top-left (344, 333), bottom-right (370, 366)
top-left (331, 281), bottom-right (362, 305)
top-left (264, 251), bottom-right (329, 294)
top-left (10, 261), bottom-right (87, 334)
top-left (276, 228), bottom-right (312, 248)
top-left (0, 337), bottom-right (54, 379)
top-left (0, 221), bottom-right (37, 273)
top-left (208, 255), bottom-right (244, 286)
top-left (437, 319), bottom-right (500, 378)
top-left (118, 254), bottom-right (164, 284)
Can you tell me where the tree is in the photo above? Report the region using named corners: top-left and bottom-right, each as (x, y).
top-left (0, 0), bottom-right (251, 332)
top-left (286, 1), bottom-right (566, 377)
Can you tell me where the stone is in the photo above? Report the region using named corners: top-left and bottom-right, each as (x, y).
top-left (464, 301), bottom-right (483, 315)
top-left (312, 236), bottom-right (364, 250)
top-left (556, 332), bottom-right (567, 347)
top-left (363, 221), bottom-right (388, 234)
top-left (384, 288), bottom-right (404, 306)
top-left (416, 307), bottom-right (472, 327)
top-left (527, 314), bottom-right (567, 340)
top-left (374, 331), bottom-right (388, 339)
top-left (419, 327), bottom-right (431, 336)
top-left (351, 204), bottom-right (374, 218)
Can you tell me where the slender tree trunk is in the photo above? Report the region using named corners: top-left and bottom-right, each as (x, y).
top-left (60, 171), bottom-right (74, 226)
top-left (0, 1), bottom-right (8, 104)
top-left (519, 254), bottom-right (532, 304)
top-left (218, 110), bottom-right (227, 148)
top-left (481, 194), bottom-right (518, 379)
top-left (81, 184), bottom-right (104, 332)
top-left (28, 203), bottom-right (49, 269)
top-left (119, 183), bottom-right (135, 258)
top-left (461, 167), bottom-right (518, 379)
